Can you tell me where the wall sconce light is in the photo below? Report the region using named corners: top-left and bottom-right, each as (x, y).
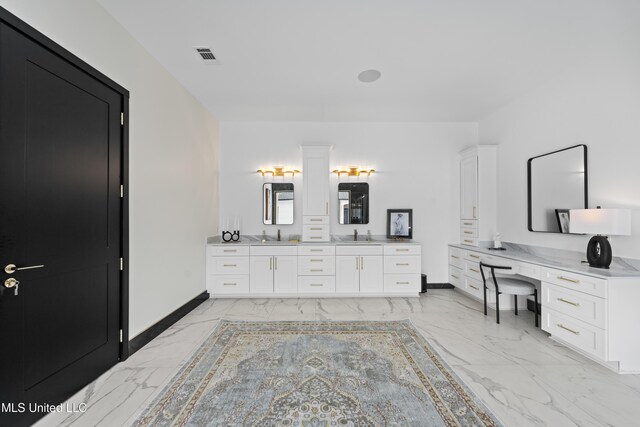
top-left (332, 167), bottom-right (375, 177)
top-left (257, 166), bottom-right (301, 177)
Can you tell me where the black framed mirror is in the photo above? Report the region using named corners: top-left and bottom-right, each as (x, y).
top-left (527, 145), bottom-right (588, 233)
top-left (263, 183), bottom-right (294, 225)
top-left (338, 183), bottom-right (369, 224)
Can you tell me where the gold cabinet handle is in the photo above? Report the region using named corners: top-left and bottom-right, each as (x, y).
top-left (222, 282), bottom-right (237, 286)
top-left (463, 231), bottom-right (473, 235)
top-left (451, 274), bottom-right (459, 279)
top-left (473, 206), bottom-right (477, 218)
top-left (463, 222), bottom-right (474, 226)
top-left (275, 257), bottom-right (278, 270)
top-left (396, 249), bottom-right (409, 252)
top-left (557, 276), bottom-right (580, 284)
top-left (396, 263), bottom-right (409, 266)
top-left (309, 249), bottom-right (323, 252)
top-left (396, 281), bottom-right (410, 285)
top-left (223, 264), bottom-right (237, 267)
top-left (222, 249), bottom-right (237, 253)
top-left (355, 257), bottom-right (359, 270)
top-left (310, 218), bottom-right (322, 222)
top-left (326, 202), bottom-right (328, 214)
top-left (469, 268), bottom-right (479, 273)
top-left (464, 239), bottom-right (474, 244)
top-left (310, 259), bottom-right (323, 262)
top-left (310, 283), bottom-right (323, 287)
top-left (557, 324), bottom-right (580, 335)
top-left (469, 254), bottom-right (480, 259)
top-left (310, 237), bottom-right (322, 240)
top-left (270, 258), bottom-right (272, 270)
top-left (451, 255), bottom-right (460, 259)
top-left (310, 227), bottom-right (323, 231)
top-left (361, 256), bottom-right (364, 270)
top-left (557, 298), bottom-right (580, 307)
top-left (310, 269), bottom-right (323, 272)
top-left (469, 284), bottom-right (479, 290)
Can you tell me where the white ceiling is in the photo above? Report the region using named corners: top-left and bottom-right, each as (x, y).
top-left (97, 0), bottom-right (639, 122)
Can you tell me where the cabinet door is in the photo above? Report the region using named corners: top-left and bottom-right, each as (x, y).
top-left (360, 256), bottom-right (383, 293)
top-left (460, 155), bottom-right (478, 219)
top-left (336, 256), bottom-right (359, 293)
top-left (303, 149), bottom-right (330, 216)
top-left (250, 256), bottom-right (274, 293)
top-left (274, 256), bottom-right (298, 293)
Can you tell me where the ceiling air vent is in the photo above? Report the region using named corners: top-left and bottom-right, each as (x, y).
top-left (194, 47), bottom-right (218, 63)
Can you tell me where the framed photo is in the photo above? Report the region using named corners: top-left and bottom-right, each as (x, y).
top-left (387, 209), bottom-right (413, 239)
top-left (555, 209), bottom-right (570, 233)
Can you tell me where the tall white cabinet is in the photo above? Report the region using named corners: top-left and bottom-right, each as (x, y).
top-left (301, 145), bottom-right (331, 242)
top-left (459, 146), bottom-right (497, 246)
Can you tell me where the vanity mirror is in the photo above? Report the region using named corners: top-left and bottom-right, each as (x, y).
top-left (338, 183), bottom-right (369, 224)
top-left (528, 145), bottom-right (588, 233)
top-left (263, 183), bottom-right (294, 225)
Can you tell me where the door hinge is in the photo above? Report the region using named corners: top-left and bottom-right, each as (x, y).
top-left (119, 329), bottom-right (123, 343)
top-left (120, 257), bottom-right (124, 271)
top-left (120, 112), bottom-right (124, 126)
top-left (120, 184), bottom-right (124, 198)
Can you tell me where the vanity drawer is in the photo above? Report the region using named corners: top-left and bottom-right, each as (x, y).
top-left (461, 227), bottom-right (478, 238)
top-left (514, 261), bottom-right (540, 279)
top-left (208, 245), bottom-right (250, 257)
top-left (384, 256), bottom-right (421, 274)
top-left (383, 275), bottom-right (420, 293)
top-left (543, 308), bottom-right (607, 360)
top-left (302, 225), bottom-right (330, 242)
top-left (208, 257), bottom-right (249, 275)
top-left (298, 245), bottom-right (335, 255)
top-left (303, 215), bottom-right (329, 225)
top-left (298, 276), bottom-right (336, 293)
top-left (465, 278), bottom-right (484, 299)
top-left (460, 219), bottom-right (478, 229)
top-left (542, 283), bottom-right (606, 329)
top-left (383, 245), bottom-right (421, 256)
top-left (449, 250), bottom-right (464, 269)
top-left (336, 245), bottom-right (383, 256)
top-left (208, 275), bottom-right (250, 294)
top-left (460, 237), bottom-right (479, 247)
top-left (543, 268), bottom-right (607, 298)
top-left (250, 245), bottom-right (297, 256)
top-left (463, 251), bottom-right (483, 263)
top-left (298, 256), bottom-right (336, 275)
top-left (449, 266), bottom-right (464, 288)
top-left (464, 261), bottom-right (483, 281)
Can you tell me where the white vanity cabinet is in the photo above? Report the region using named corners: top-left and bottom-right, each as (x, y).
top-left (250, 246), bottom-right (298, 294)
top-left (301, 146), bottom-right (331, 242)
top-left (383, 245), bottom-right (421, 294)
top-left (206, 245), bottom-right (250, 295)
top-left (459, 146), bottom-right (497, 246)
top-left (335, 246), bottom-right (383, 294)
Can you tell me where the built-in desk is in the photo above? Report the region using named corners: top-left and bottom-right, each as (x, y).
top-left (448, 242), bottom-right (640, 374)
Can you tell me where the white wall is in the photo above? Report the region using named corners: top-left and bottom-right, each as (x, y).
top-left (479, 33), bottom-right (640, 259)
top-left (220, 122), bottom-right (477, 282)
top-left (0, 0), bottom-right (220, 337)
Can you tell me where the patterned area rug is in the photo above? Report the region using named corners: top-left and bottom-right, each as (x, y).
top-left (134, 320), bottom-right (502, 426)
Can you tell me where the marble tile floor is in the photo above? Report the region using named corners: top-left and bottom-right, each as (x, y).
top-left (36, 290), bottom-right (640, 427)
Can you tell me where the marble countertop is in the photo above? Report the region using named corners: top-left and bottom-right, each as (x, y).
top-left (449, 242), bottom-right (640, 279)
top-left (207, 234), bottom-right (420, 246)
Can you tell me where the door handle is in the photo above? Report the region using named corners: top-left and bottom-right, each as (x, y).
top-left (4, 264), bottom-right (44, 274)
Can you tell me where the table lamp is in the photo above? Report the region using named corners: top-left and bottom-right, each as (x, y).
top-left (569, 207), bottom-right (631, 269)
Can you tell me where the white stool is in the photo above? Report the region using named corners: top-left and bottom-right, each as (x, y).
top-left (479, 262), bottom-right (539, 327)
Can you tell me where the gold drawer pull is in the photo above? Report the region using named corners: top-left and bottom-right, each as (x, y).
top-left (557, 276), bottom-right (580, 284)
top-left (310, 237), bottom-right (322, 239)
top-left (463, 222), bottom-right (474, 226)
top-left (223, 264), bottom-right (237, 267)
top-left (557, 324), bottom-right (580, 335)
top-left (310, 227), bottom-right (323, 231)
top-left (310, 269), bottom-right (323, 272)
top-left (310, 283), bottom-right (323, 287)
top-left (310, 249), bottom-right (323, 252)
top-left (557, 298), bottom-right (580, 307)
top-left (451, 255), bottom-right (460, 259)
top-left (223, 249), bottom-right (237, 253)
top-left (396, 281), bottom-right (410, 285)
top-left (469, 284), bottom-right (479, 290)
top-left (396, 263), bottom-right (410, 266)
top-left (463, 231), bottom-right (473, 235)
top-left (469, 254), bottom-right (480, 259)
top-left (396, 249), bottom-right (409, 252)
top-left (310, 259), bottom-right (323, 262)
top-left (222, 282), bottom-right (237, 286)
top-left (469, 268), bottom-right (479, 273)
top-left (451, 274), bottom-right (459, 279)
top-left (310, 218), bottom-right (322, 221)
top-left (464, 239), bottom-right (474, 244)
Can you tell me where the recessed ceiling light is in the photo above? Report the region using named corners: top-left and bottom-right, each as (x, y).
top-left (358, 69), bottom-right (381, 83)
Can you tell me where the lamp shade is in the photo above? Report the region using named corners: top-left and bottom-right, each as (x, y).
top-left (569, 208), bottom-right (631, 235)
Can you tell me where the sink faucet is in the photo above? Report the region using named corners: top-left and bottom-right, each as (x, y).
top-left (367, 230), bottom-right (372, 242)
top-left (277, 229), bottom-right (281, 241)
top-left (354, 229), bottom-right (358, 241)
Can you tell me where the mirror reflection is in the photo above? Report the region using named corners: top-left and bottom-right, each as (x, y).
top-left (263, 183), bottom-right (294, 225)
top-left (338, 183), bottom-right (369, 224)
top-left (528, 145), bottom-right (587, 233)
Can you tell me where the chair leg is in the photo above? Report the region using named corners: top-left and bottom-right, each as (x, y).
top-left (496, 291), bottom-right (500, 324)
top-left (514, 295), bottom-right (518, 315)
top-left (534, 289), bottom-right (539, 328)
top-left (483, 285), bottom-right (487, 316)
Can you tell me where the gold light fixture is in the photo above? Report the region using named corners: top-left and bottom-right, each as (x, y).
top-left (257, 166), bottom-right (301, 177)
top-left (332, 166), bottom-right (375, 177)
